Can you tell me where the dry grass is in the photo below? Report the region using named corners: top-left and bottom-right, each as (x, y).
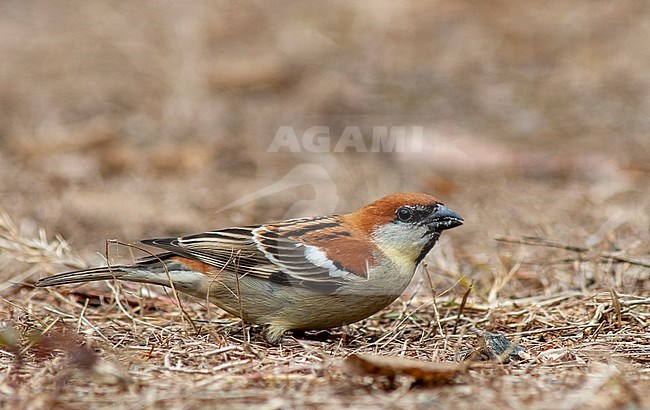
top-left (1, 211), bottom-right (648, 409)
top-left (1, 1), bottom-right (649, 408)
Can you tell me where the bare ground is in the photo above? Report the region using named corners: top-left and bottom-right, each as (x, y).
top-left (1, 1), bottom-right (649, 409)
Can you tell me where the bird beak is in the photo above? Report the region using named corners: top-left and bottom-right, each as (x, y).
top-left (426, 205), bottom-right (464, 231)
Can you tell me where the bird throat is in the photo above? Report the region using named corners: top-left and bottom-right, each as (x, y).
top-left (415, 232), bottom-right (440, 266)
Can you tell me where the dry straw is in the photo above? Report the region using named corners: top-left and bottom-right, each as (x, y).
top-left (0, 212), bottom-right (648, 409)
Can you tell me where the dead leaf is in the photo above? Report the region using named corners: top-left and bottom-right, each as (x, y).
top-left (344, 354), bottom-right (466, 386)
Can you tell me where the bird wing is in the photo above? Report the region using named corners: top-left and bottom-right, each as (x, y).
top-left (139, 216), bottom-right (373, 290)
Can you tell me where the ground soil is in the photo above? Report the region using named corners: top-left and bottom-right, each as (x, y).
top-left (1, 2), bottom-right (648, 409)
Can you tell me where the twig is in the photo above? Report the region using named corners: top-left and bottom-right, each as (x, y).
top-left (453, 280), bottom-right (473, 335)
top-left (488, 240), bottom-right (525, 303)
top-left (19, 317), bottom-right (61, 356)
top-left (232, 250), bottom-right (250, 346)
top-left (422, 263), bottom-right (446, 340)
top-left (495, 235), bottom-right (650, 268)
top-left (610, 288), bottom-right (622, 329)
top-left (108, 239), bottom-right (198, 334)
top-left (77, 298), bottom-right (90, 333)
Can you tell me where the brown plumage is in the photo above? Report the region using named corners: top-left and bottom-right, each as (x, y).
top-left (36, 193), bottom-right (463, 343)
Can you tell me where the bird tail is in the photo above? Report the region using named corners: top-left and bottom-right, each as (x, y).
top-left (35, 266), bottom-right (129, 287)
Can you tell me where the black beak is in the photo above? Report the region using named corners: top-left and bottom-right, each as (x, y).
top-left (427, 205), bottom-right (464, 231)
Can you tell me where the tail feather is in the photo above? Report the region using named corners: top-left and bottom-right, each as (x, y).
top-left (36, 255), bottom-right (205, 293)
top-left (35, 266), bottom-right (128, 287)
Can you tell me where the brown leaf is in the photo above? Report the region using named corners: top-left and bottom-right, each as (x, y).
top-left (344, 354), bottom-right (466, 386)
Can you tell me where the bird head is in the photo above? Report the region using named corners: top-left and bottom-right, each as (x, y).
top-left (345, 192), bottom-right (463, 268)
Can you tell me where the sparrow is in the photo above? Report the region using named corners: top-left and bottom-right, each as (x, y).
top-left (36, 192), bottom-right (463, 344)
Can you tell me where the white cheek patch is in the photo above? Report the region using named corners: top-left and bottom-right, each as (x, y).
top-left (302, 244), bottom-right (351, 278)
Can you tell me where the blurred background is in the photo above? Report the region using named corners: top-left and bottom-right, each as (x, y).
top-left (1, 1), bottom-right (648, 293)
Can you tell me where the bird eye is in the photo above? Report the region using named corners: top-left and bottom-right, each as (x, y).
top-left (396, 206), bottom-right (414, 222)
